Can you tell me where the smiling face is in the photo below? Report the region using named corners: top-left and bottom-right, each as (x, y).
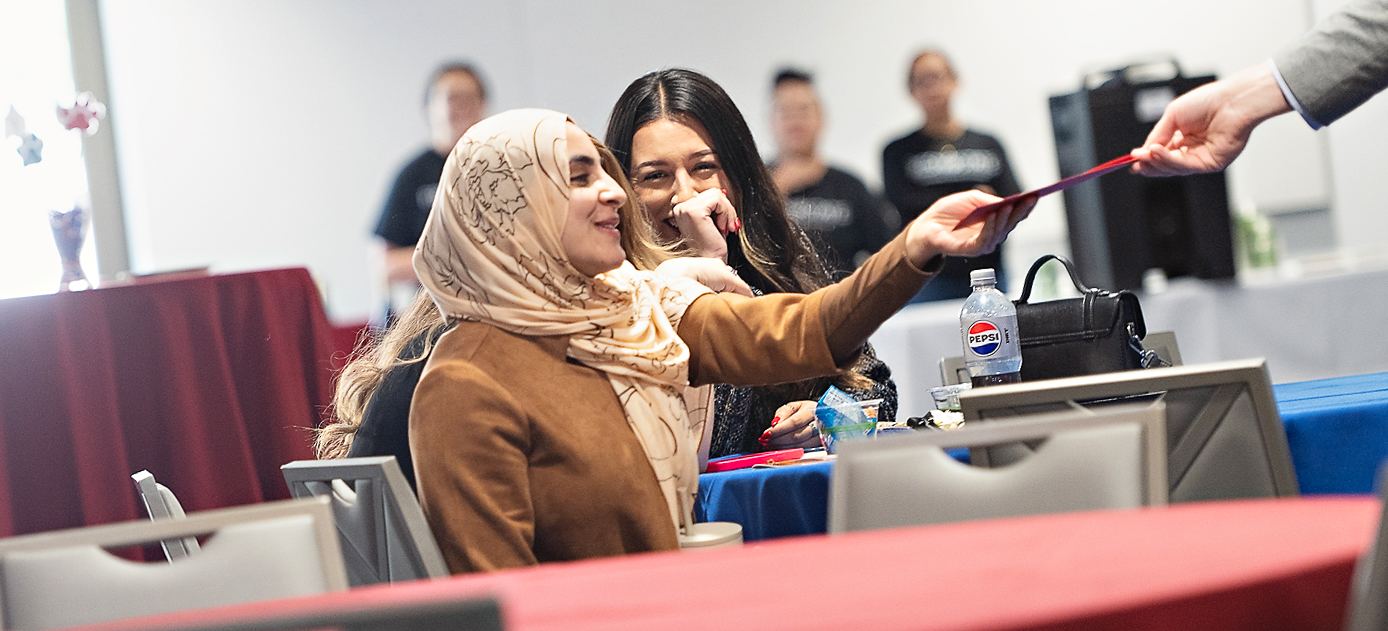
top-left (561, 123), bottom-right (629, 277)
top-left (628, 117), bottom-right (732, 242)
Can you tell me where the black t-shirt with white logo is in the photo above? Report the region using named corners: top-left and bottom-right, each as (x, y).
top-left (784, 166), bottom-right (897, 279)
top-left (882, 129), bottom-right (1020, 298)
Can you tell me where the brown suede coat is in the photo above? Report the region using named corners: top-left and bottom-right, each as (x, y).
top-left (410, 233), bottom-right (939, 573)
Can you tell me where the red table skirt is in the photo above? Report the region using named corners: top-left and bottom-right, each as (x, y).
top-left (65, 497), bottom-right (1383, 631)
top-left (0, 269), bottom-right (339, 537)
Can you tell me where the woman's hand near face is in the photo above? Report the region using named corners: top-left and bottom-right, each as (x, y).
top-left (654, 257), bottom-right (754, 296)
top-left (669, 188), bottom-right (740, 262)
top-left (904, 190), bottom-right (1036, 269)
top-left (760, 400), bottom-right (822, 450)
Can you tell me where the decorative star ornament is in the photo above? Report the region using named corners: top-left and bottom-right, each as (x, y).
top-left (56, 92), bottom-right (106, 135)
top-left (17, 133), bottom-right (43, 166)
top-left (4, 106), bottom-right (25, 139)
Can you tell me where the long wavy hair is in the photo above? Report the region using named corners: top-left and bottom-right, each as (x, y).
top-left (605, 69), bottom-right (870, 406)
top-left (605, 68), bottom-right (831, 296)
top-left (315, 137), bottom-right (671, 458)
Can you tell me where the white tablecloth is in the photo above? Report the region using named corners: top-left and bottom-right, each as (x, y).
top-left (870, 267), bottom-right (1388, 418)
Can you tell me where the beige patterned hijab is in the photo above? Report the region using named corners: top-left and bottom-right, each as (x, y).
top-left (414, 109), bottom-right (712, 531)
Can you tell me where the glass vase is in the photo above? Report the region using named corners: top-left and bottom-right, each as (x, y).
top-left (49, 208), bottom-right (90, 292)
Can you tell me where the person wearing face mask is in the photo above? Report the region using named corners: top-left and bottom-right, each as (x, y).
top-left (390, 108), bottom-right (1032, 573)
top-left (373, 62), bottom-right (488, 320)
top-left (769, 68), bottom-right (898, 279)
top-left (605, 68), bottom-right (896, 459)
top-left (883, 49), bottom-right (1021, 303)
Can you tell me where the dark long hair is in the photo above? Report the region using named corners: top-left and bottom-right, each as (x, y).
top-left (605, 68), bottom-right (830, 296)
top-left (606, 69), bottom-right (873, 441)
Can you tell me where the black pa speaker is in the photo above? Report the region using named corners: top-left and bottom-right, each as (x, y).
top-left (1049, 63), bottom-right (1236, 291)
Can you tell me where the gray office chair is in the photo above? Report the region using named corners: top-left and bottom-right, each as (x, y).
top-left (282, 456), bottom-right (448, 586)
top-left (91, 596), bottom-right (505, 631)
top-left (940, 330), bottom-right (1182, 386)
top-left (1345, 466), bottom-right (1388, 631)
top-left (959, 358), bottom-right (1299, 502)
top-left (131, 470), bottom-right (200, 561)
top-left (0, 497), bottom-right (347, 630)
top-left (829, 403), bottom-right (1167, 533)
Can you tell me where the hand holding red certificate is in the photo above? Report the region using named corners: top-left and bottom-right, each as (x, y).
top-left (956, 154), bottom-right (1137, 227)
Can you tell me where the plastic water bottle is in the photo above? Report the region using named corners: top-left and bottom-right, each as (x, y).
top-left (960, 268), bottom-right (1022, 387)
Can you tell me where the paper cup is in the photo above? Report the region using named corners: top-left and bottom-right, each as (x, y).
top-left (679, 521), bottom-right (743, 550)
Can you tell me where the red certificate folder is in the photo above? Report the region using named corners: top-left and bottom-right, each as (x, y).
top-left (958, 154), bottom-right (1137, 226)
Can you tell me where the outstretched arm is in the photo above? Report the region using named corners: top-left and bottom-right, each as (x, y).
top-left (1130, 63), bottom-right (1291, 177)
top-left (901, 189), bottom-right (1033, 269)
top-left (681, 191), bottom-right (1035, 387)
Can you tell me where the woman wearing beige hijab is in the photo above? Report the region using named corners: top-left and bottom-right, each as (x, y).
top-left (409, 108), bottom-right (1032, 573)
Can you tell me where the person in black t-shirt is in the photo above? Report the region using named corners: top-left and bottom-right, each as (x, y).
top-left (883, 49), bottom-right (1020, 302)
top-left (769, 68), bottom-right (897, 279)
top-left (374, 62), bottom-right (488, 318)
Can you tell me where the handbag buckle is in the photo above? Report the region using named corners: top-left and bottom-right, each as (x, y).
top-left (1127, 322), bottom-right (1170, 369)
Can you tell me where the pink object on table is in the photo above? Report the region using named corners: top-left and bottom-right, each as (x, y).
top-left (704, 448), bottom-right (804, 473)
top-left (958, 154), bottom-right (1138, 226)
top-left (61, 497), bottom-right (1380, 631)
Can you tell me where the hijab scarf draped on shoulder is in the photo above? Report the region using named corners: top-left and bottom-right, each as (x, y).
top-left (413, 108), bottom-right (711, 530)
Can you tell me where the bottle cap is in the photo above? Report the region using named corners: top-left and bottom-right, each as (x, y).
top-left (970, 268), bottom-right (996, 286)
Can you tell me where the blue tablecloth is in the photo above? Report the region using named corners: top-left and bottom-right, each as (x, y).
top-left (699, 371), bottom-right (1388, 540)
top-left (694, 461), bottom-right (832, 541)
top-left (1275, 371), bottom-right (1388, 494)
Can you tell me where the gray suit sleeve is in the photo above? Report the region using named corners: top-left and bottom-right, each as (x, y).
top-left (1273, 0), bottom-right (1388, 127)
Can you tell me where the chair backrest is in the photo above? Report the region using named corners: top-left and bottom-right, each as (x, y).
top-left (281, 456), bottom-right (448, 586)
top-left (829, 403), bottom-right (1167, 534)
top-left (1345, 466), bottom-right (1388, 631)
top-left (959, 357), bottom-right (1299, 502)
top-left (130, 470), bottom-right (200, 561)
top-left (80, 597), bottom-right (506, 631)
top-left (1143, 331), bottom-right (1182, 366)
top-left (939, 330), bottom-right (1183, 386)
top-left (939, 355), bottom-right (969, 387)
top-left (0, 497), bottom-right (348, 631)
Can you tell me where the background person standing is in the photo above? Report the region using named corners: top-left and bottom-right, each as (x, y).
top-left (768, 68), bottom-right (897, 279)
top-left (373, 62), bottom-right (488, 321)
top-left (882, 49), bottom-right (1020, 302)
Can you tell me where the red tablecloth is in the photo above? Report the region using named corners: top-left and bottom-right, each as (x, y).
top-left (63, 497), bottom-right (1381, 631)
top-left (0, 269), bottom-right (336, 537)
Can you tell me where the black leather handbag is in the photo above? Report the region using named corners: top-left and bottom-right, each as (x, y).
top-left (1013, 255), bottom-right (1163, 382)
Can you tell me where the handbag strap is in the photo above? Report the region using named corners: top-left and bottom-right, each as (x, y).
top-left (1016, 254), bottom-right (1093, 305)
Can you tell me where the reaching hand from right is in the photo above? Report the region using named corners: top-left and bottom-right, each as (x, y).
top-left (1130, 63), bottom-right (1292, 177)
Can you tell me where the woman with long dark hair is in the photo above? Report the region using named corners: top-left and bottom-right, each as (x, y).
top-left (606, 68), bottom-right (891, 457)
top-left (345, 108), bottom-right (1028, 572)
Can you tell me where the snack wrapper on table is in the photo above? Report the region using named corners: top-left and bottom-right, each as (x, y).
top-left (814, 386), bottom-right (877, 454)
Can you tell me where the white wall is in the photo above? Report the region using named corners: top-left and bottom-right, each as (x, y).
top-left (97, 0), bottom-right (1384, 323)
